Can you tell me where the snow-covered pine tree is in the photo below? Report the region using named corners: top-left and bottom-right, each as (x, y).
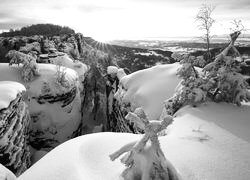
top-left (203, 31), bottom-right (250, 105)
top-left (165, 54), bottom-right (208, 115)
top-left (166, 30), bottom-right (250, 116)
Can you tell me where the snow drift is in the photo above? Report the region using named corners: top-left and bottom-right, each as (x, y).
top-left (116, 63), bottom-right (181, 120)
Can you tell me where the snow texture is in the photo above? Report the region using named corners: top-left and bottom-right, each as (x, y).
top-left (118, 63), bottom-right (181, 119)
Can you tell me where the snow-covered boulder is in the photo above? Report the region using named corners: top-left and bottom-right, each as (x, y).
top-left (0, 63), bottom-right (82, 151)
top-left (0, 81), bottom-right (30, 176)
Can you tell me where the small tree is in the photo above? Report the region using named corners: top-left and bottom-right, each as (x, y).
top-left (165, 55), bottom-right (209, 115)
top-left (196, 4), bottom-right (215, 59)
top-left (202, 21), bottom-right (250, 105)
top-left (109, 108), bottom-right (179, 180)
top-left (6, 50), bottom-right (40, 82)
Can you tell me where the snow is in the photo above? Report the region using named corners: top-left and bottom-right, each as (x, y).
top-left (18, 102), bottom-right (250, 180)
top-left (107, 66), bottom-right (118, 74)
top-left (0, 63), bottom-right (79, 96)
top-left (175, 102), bottom-right (250, 142)
top-left (49, 54), bottom-right (88, 82)
top-left (163, 103), bottom-right (250, 180)
top-left (117, 68), bottom-right (126, 80)
top-left (134, 51), bottom-right (163, 57)
top-left (0, 164), bottom-right (16, 180)
top-left (118, 63), bottom-right (181, 119)
top-left (0, 81), bottom-right (25, 110)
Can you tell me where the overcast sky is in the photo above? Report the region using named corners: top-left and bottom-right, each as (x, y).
top-left (0, 0), bottom-right (249, 41)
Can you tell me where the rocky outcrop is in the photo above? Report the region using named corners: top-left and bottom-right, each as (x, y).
top-left (0, 34), bottom-right (82, 63)
top-left (107, 100), bottom-right (139, 133)
top-left (0, 81), bottom-right (30, 176)
top-left (80, 65), bottom-right (107, 134)
top-left (26, 64), bottom-right (82, 151)
top-left (105, 67), bottom-right (142, 133)
top-left (0, 64), bottom-right (82, 153)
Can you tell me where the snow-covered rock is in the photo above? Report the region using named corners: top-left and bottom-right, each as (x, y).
top-left (49, 54), bottom-right (88, 83)
top-left (117, 63), bottom-right (181, 120)
top-left (107, 66), bottom-right (118, 75)
top-left (0, 81), bottom-right (30, 176)
top-left (108, 63), bottom-right (181, 132)
top-left (0, 63), bottom-right (82, 151)
top-left (0, 164), bottom-right (16, 180)
top-left (0, 81), bottom-right (25, 109)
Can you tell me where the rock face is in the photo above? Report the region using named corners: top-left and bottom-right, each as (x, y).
top-left (0, 64), bottom-right (82, 152)
top-left (107, 100), bottom-right (140, 133)
top-left (0, 81), bottom-right (30, 176)
top-left (80, 65), bottom-right (107, 134)
top-left (0, 33), bottom-right (84, 63)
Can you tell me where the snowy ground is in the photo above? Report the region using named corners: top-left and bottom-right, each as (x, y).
top-left (18, 102), bottom-right (250, 180)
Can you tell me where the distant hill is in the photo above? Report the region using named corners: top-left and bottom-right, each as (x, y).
top-left (0, 24), bottom-right (75, 37)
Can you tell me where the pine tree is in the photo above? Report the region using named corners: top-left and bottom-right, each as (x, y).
top-left (165, 54), bottom-right (208, 115)
top-left (203, 31), bottom-right (250, 105)
top-left (165, 28), bottom-right (250, 116)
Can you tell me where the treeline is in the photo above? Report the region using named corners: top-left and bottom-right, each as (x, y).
top-left (0, 24), bottom-right (75, 37)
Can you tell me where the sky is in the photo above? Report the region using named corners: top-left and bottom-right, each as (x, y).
top-left (0, 0), bottom-right (250, 41)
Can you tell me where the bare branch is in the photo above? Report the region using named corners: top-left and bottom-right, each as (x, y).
top-left (195, 3), bottom-right (216, 57)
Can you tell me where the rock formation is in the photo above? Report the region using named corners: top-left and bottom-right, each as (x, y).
top-left (0, 63), bottom-right (82, 153)
top-left (0, 81), bottom-right (30, 176)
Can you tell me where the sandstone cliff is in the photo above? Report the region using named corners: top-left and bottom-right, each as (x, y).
top-left (0, 81), bottom-right (30, 176)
